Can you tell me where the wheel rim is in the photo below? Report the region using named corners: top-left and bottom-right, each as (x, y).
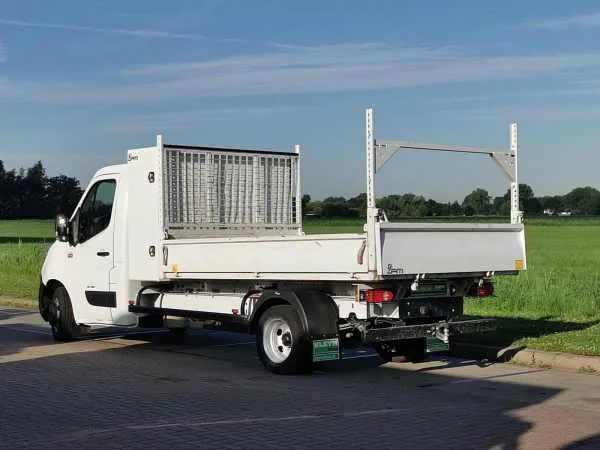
top-left (262, 316), bottom-right (293, 363)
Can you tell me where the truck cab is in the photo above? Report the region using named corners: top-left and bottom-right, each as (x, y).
top-left (39, 164), bottom-right (140, 337)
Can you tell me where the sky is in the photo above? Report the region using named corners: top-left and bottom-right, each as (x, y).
top-left (2, 1), bottom-right (600, 202)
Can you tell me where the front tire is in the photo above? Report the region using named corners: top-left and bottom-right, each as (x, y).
top-left (48, 286), bottom-right (82, 342)
top-left (256, 305), bottom-right (312, 374)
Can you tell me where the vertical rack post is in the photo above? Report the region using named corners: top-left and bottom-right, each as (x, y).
top-left (365, 108), bottom-right (376, 212)
top-left (294, 144), bottom-right (303, 235)
top-left (510, 122), bottom-right (522, 224)
top-left (156, 134), bottom-right (166, 235)
top-left (365, 108), bottom-right (378, 274)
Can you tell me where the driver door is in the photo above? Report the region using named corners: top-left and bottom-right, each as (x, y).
top-left (67, 176), bottom-right (118, 324)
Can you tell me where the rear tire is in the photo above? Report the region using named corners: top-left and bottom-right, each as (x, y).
top-left (374, 337), bottom-right (427, 363)
top-left (256, 305), bottom-right (312, 374)
top-left (48, 286), bottom-right (82, 342)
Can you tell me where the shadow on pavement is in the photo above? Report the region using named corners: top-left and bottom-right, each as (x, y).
top-left (0, 321), bottom-right (588, 449)
top-left (560, 434), bottom-right (600, 449)
top-left (452, 315), bottom-right (599, 348)
top-left (0, 307), bottom-right (38, 320)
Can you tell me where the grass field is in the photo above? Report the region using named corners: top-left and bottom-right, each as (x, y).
top-left (0, 220), bottom-right (55, 239)
top-left (1, 217), bottom-right (600, 356)
top-left (0, 220), bottom-right (54, 299)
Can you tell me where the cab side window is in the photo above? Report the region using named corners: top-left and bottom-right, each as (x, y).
top-left (77, 179), bottom-right (116, 244)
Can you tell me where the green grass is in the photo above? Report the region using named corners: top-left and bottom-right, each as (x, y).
top-left (0, 220), bottom-right (53, 299)
top-left (2, 217), bottom-right (600, 356)
top-left (303, 218), bottom-right (364, 234)
top-left (0, 219), bottom-right (54, 239)
top-left (0, 242), bottom-right (51, 299)
top-left (466, 225), bottom-right (600, 319)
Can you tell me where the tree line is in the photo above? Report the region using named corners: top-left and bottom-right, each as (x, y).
top-left (2, 160), bottom-right (599, 220)
top-left (302, 184), bottom-right (600, 219)
top-left (0, 161), bottom-right (83, 219)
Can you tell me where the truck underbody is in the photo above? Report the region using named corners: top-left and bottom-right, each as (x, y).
top-left (125, 277), bottom-right (497, 372)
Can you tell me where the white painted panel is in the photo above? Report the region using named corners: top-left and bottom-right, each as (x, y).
top-left (125, 146), bottom-right (164, 281)
top-left (163, 234), bottom-right (368, 279)
top-left (159, 293), bottom-right (243, 315)
top-left (379, 223), bottom-right (526, 276)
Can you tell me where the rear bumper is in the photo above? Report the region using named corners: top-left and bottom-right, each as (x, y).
top-left (364, 319), bottom-right (496, 344)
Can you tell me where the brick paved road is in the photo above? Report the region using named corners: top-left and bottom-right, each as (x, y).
top-left (1, 308), bottom-right (600, 450)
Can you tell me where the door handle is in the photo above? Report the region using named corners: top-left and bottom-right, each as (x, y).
top-left (97, 251), bottom-right (110, 257)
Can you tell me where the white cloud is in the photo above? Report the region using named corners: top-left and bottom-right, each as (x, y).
top-left (0, 17), bottom-right (296, 49)
top-left (100, 106), bottom-right (303, 134)
top-left (0, 18), bottom-right (215, 40)
top-left (3, 43), bottom-right (600, 105)
top-left (448, 103), bottom-right (600, 122)
top-left (526, 12), bottom-right (600, 30)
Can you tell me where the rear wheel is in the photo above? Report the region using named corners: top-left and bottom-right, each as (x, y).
top-left (48, 286), bottom-right (82, 342)
top-left (374, 337), bottom-right (427, 363)
top-left (256, 305), bottom-right (312, 374)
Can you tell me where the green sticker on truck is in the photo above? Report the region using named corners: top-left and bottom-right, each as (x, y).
top-left (426, 337), bottom-right (449, 353)
top-left (312, 338), bottom-right (340, 362)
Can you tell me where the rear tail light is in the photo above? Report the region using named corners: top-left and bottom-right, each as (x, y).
top-left (364, 289), bottom-right (395, 303)
top-left (469, 280), bottom-right (494, 298)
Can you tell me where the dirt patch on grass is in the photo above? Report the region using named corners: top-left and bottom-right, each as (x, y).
top-left (0, 296), bottom-right (37, 310)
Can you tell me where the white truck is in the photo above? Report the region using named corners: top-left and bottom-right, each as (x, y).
top-left (38, 108), bottom-right (527, 374)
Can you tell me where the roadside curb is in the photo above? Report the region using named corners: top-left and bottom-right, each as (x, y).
top-left (450, 342), bottom-right (600, 375)
top-left (0, 298), bottom-right (37, 311)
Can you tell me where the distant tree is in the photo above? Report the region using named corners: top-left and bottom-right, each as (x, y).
top-left (492, 196), bottom-right (508, 216)
top-left (0, 160), bottom-right (83, 220)
top-left (347, 193), bottom-right (367, 217)
top-left (46, 175), bottom-right (84, 217)
top-left (462, 188), bottom-right (491, 215)
top-left (539, 195), bottom-right (565, 214)
top-left (448, 201), bottom-right (463, 216)
top-left (0, 161), bottom-right (5, 217)
top-left (301, 194), bottom-right (311, 216)
top-left (500, 183), bottom-right (541, 216)
top-left (378, 193), bottom-right (426, 218)
top-left (321, 196), bottom-right (358, 218)
top-left (1, 167), bottom-right (24, 219)
top-left (424, 199), bottom-right (443, 217)
top-left (564, 186), bottom-right (600, 215)
top-left (22, 161), bottom-right (47, 219)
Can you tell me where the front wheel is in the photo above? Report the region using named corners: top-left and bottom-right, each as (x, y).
top-left (48, 286), bottom-right (83, 342)
top-left (256, 305), bottom-right (312, 374)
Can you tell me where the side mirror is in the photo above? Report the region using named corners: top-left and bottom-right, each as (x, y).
top-left (55, 214), bottom-right (69, 242)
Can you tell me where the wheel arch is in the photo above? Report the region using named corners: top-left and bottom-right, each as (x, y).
top-left (38, 278), bottom-right (65, 322)
top-left (249, 289), bottom-right (339, 340)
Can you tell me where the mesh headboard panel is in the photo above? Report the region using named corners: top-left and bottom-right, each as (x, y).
top-left (162, 146), bottom-right (300, 238)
